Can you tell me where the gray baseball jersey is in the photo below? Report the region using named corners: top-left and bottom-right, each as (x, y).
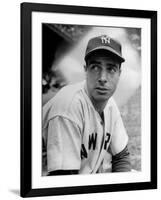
top-left (43, 81), bottom-right (128, 174)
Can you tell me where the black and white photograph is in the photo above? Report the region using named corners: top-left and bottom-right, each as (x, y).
top-left (42, 24), bottom-right (141, 176)
top-left (20, 2), bottom-right (157, 197)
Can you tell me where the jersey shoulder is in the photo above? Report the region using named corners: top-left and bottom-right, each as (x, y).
top-left (105, 97), bottom-right (121, 120)
top-left (43, 81), bottom-right (85, 128)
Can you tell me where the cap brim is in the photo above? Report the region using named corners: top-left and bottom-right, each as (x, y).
top-left (85, 46), bottom-right (125, 63)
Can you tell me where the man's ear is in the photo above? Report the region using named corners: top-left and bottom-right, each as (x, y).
top-left (118, 64), bottom-right (121, 76)
top-left (119, 68), bottom-right (121, 76)
top-left (84, 64), bottom-right (87, 72)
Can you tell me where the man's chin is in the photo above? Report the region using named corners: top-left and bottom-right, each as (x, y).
top-left (94, 94), bottom-right (111, 102)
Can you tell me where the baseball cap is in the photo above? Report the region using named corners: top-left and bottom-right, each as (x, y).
top-left (85, 35), bottom-right (125, 63)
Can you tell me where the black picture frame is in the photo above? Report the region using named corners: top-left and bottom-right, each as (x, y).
top-left (21, 2), bottom-right (157, 198)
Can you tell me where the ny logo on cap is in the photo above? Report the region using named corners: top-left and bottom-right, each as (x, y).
top-left (101, 36), bottom-right (111, 44)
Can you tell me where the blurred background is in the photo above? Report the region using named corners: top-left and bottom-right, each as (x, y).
top-left (42, 24), bottom-right (141, 173)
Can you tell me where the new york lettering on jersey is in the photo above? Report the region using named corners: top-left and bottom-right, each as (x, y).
top-left (81, 132), bottom-right (111, 159)
top-left (79, 103), bottom-right (112, 174)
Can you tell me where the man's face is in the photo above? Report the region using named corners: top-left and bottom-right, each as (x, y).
top-left (85, 51), bottom-right (121, 103)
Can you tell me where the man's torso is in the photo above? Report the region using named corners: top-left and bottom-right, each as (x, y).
top-left (43, 81), bottom-right (120, 174)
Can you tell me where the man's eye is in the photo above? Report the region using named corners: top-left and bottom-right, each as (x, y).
top-left (107, 67), bottom-right (117, 73)
top-left (91, 65), bottom-right (100, 71)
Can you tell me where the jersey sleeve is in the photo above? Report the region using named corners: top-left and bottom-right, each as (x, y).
top-left (110, 114), bottom-right (128, 156)
top-left (47, 116), bottom-right (82, 173)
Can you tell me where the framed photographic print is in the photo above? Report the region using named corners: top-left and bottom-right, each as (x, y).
top-left (21, 2), bottom-right (157, 197)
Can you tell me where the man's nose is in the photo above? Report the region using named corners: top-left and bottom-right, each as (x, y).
top-left (98, 70), bottom-right (107, 84)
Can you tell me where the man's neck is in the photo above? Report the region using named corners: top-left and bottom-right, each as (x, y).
top-left (91, 99), bottom-right (108, 115)
top-left (84, 83), bottom-right (109, 114)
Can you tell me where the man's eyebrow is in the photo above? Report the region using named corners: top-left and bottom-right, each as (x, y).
top-left (88, 60), bottom-right (119, 67)
top-left (107, 63), bottom-right (118, 67)
top-left (88, 60), bottom-right (101, 65)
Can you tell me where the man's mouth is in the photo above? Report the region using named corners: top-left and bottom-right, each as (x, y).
top-left (95, 87), bottom-right (108, 91)
top-left (95, 87), bottom-right (109, 94)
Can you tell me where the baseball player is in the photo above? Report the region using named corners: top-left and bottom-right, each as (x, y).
top-left (43, 35), bottom-right (131, 175)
